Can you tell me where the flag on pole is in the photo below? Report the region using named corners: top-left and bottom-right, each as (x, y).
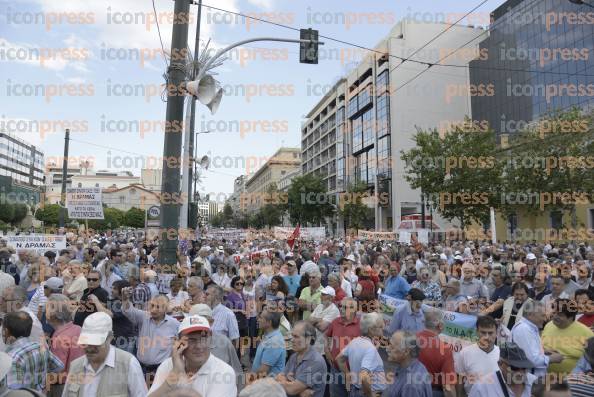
top-left (287, 224), bottom-right (300, 249)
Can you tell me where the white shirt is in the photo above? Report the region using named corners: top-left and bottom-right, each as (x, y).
top-left (511, 318), bottom-right (549, 378)
top-left (167, 290), bottom-right (190, 310)
top-left (148, 354), bottom-right (237, 397)
top-left (0, 270), bottom-right (15, 292)
top-left (65, 346), bottom-right (147, 397)
top-left (468, 372), bottom-right (537, 397)
top-left (310, 302), bottom-right (340, 354)
top-left (212, 273), bottom-right (231, 289)
top-left (65, 274), bottom-right (88, 301)
top-left (455, 343), bottom-right (500, 394)
top-left (341, 278), bottom-right (353, 298)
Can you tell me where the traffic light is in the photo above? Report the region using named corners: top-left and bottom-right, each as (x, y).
top-left (300, 28), bottom-right (319, 64)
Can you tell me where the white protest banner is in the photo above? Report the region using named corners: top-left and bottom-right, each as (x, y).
top-left (357, 230), bottom-right (398, 241)
top-left (274, 227), bottom-right (326, 241)
top-left (398, 231), bottom-right (411, 244)
top-left (66, 187), bottom-right (104, 219)
top-left (6, 235), bottom-right (66, 255)
top-left (418, 229), bottom-right (429, 244)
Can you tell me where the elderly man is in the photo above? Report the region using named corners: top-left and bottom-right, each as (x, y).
top-left (325, 298), bottom-right (360, 397)
top-left (205, 284), bottom-right (240, 343)
top-left (277, 321), bottom-right (327, 397)
top-left (252, 308), bottom-right (286, 377)
top-left (190, 304), bottom-right (243, 390)
top-left (121, 287), bottom-right (180, 378)
top-left (299, 269), bottom-right (323, 320)
top-left (442, 279), bottom-right (469, 313)
top-left (416, 309), bottom-right (456, 397)
top-left (337, 312), bottom-right (386, 397)
top-left (193, 247), bottom-right (212, 275)
top-left (309, 286), bottom-right (340, 354)
top-left (239, 378), bottom-right (287, 397)
top-left (62, 312), bottom-right (147, 396)
top-left (63, 260), bottom-right (87, 302)
top-left (511, 299), bottom-right (563, 378)
top-left (73, 269), bottom-right (109, 326)
top-left (148, 315), bottom-right (236, 396)
top-left (383, 262), bottom-right (410, 299)
top-left (387, 288), bottom-right (426, 334)
top-left (327, 273), bottom-right (347, 305)
top-left (386, 331), bottom-right (432, 397)
top-left (459, 263), bottom-right (489, 299)
top-left (0, 286), bottom-right (44, 350)
top-left (46, 294), bottom-right (84, 397)
top-left (3, 311), bottom-right (64, 391)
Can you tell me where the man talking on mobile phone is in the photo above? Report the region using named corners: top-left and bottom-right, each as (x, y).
top-left (148, 314), bottom-right (237, 397)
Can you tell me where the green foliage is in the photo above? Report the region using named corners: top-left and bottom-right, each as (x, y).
top-left (223, 203), bottom-right (234, 223)
top-left (124, 207), bottom-right (146, 228)
top-left (210, 212), bottom-right (224, 228)
top-left (35, 204), bottom-right (65, 226)
top-left (0, 203), bottom-right (15, 223)
top-left (285, 174), bottom-right (334, 226)
top-left (401, 118), bottom-right (503, 228)
top-left (501, 108), bottom-right (594, 225)
top-left (13, 204), bottom-right (28, 224)
top-left (339, 182), bottom-right (375, 230)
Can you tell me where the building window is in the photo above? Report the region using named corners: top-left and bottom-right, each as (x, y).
top-left (377, 135), bottom-right (391, 177)
top-left (78, 183), bottom-right (82, 187)
top-left (352, 118), bottom-right (363, 153)
top-left (95, 183), bottom-right (99, 187)
top-left (347, 96), bottom-right (358, 118)
top-left (589, 209), bottom-right (594, 231)
top-left (362, 109), bottom-right (373, 149)
top-left (119, 196), bottom-right (126, 204)
top-left (507, 213), bottom-right (518, 238)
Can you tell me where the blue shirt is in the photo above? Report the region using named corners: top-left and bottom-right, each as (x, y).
top-left (386, 359), bottom-right (432, 397)
top-left (387, 302), bottom-right (425, 335)
top-left (283, 274), bottom-right (302, 297)
top-left (384, 276), bottom-right (410, 299)
top-left (340, 337), bottom-right (386, 392)
top-left (252, 329), bottom-right (286, 376)
top-left (572, 355), bottom-right (592, 374)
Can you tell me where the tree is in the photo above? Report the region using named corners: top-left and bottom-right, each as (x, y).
top-left (400, 120), bottom-right (504, 228)
top-left (285, 174), bottom-right (334, 226)
top-left (13, 204), bottom-right (28, 225)
top-left (502, 108), bottom-right (594, 227)
top-left (339, 182), bottom-right (375, 230)
top-left (87, 207), bottom-right (124, 230)
top-left (124, 207), bottom-right (146, 228)
top-left (210, 213), bottom-right (224, 228)
top-left (0, 203), bottom-right (15, 223)
top-left (222, 203), bottom-right (234, 226)
top-left (35, 204), bottom-right (65, 226)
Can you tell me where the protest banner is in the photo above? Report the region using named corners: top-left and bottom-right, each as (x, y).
top-left (6, 235), bottom-right (66, 255)
top-left (66, 187), bottom-right (104, 219)
top-left (357, 230), bottom-right (398, 241)
top-left (274, 226), bottom-right (325, 240)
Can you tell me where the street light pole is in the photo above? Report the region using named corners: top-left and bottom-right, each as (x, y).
top-left (158, 0), bottom-right (191, 266)
top-left (568, 0), bottom-right (594, 8)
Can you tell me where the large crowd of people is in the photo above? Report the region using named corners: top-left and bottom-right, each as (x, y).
top-left (0, 231), bottom-right (593, 397)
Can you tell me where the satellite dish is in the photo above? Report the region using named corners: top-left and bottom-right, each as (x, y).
top-left (199, 155), bottom-right (210, 170)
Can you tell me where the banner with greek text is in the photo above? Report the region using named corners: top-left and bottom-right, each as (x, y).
top-left (66, 187), bottom-right (104, 219)
top-left (274, 227), bottom-right (325, 240)
top-left (6, 235), bottom-right (66, 255)
top-left (357, 230), bottom-right (398, 241)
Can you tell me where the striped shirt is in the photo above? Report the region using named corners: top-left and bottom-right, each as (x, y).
top-left (6, 337), bottom-right (64, 391)
top-left (566, 372), bottom-right (594, 396)
top-left (212, 303), bottom-right (240, 340)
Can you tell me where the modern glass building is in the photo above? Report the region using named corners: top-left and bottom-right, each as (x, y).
top-left (470, 0), bottom-right (594, 136)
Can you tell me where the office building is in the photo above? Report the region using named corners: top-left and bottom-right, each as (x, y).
top-left (302, 20), bottom-right (484, 233)
top-left (0, 133), bottom-right (44, 205)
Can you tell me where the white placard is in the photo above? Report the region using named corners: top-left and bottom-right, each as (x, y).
top-left (398, 231), bottom-right (411, 244)
top-left (6, 235), bottom-right (66, 255)
top-left (418, 229), bottom-right (429, 244)
top-left (66, 187), bottom-right (104, 219)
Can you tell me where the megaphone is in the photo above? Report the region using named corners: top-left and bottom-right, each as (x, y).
top-left (206, 88), bottom-right (223, 115)
top-left (186, 75), bottom-right (216, 105)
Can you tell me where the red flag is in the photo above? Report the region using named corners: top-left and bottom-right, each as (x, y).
top-left (287, 224), bottom-right (300, 250)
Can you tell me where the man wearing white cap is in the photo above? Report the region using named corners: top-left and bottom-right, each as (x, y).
top-left (62, 312), bottom-right (147, 397)
top-left (148, 315), bottom-right (237, 397)
top-left (189, 304), bottom-right (242, 390)
top-left (309, 286), bottom-right (340, 354)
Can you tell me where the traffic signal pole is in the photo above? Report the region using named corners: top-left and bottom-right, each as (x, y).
top-left (158, 0), bottom-right (191, 265)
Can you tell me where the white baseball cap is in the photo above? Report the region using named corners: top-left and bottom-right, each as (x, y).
top-left (179, 315), bottom-right (211, 335)
top-left (78, 312), bottom-right (112, 346)
top-left (526, 253), bottom-right (536, 260)
top-left (346, 254), bottom-right (356, 262)
top-left (190, 304), bottom-right (213, 319)
top-left (321, 286), bottom-right (336, 297)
